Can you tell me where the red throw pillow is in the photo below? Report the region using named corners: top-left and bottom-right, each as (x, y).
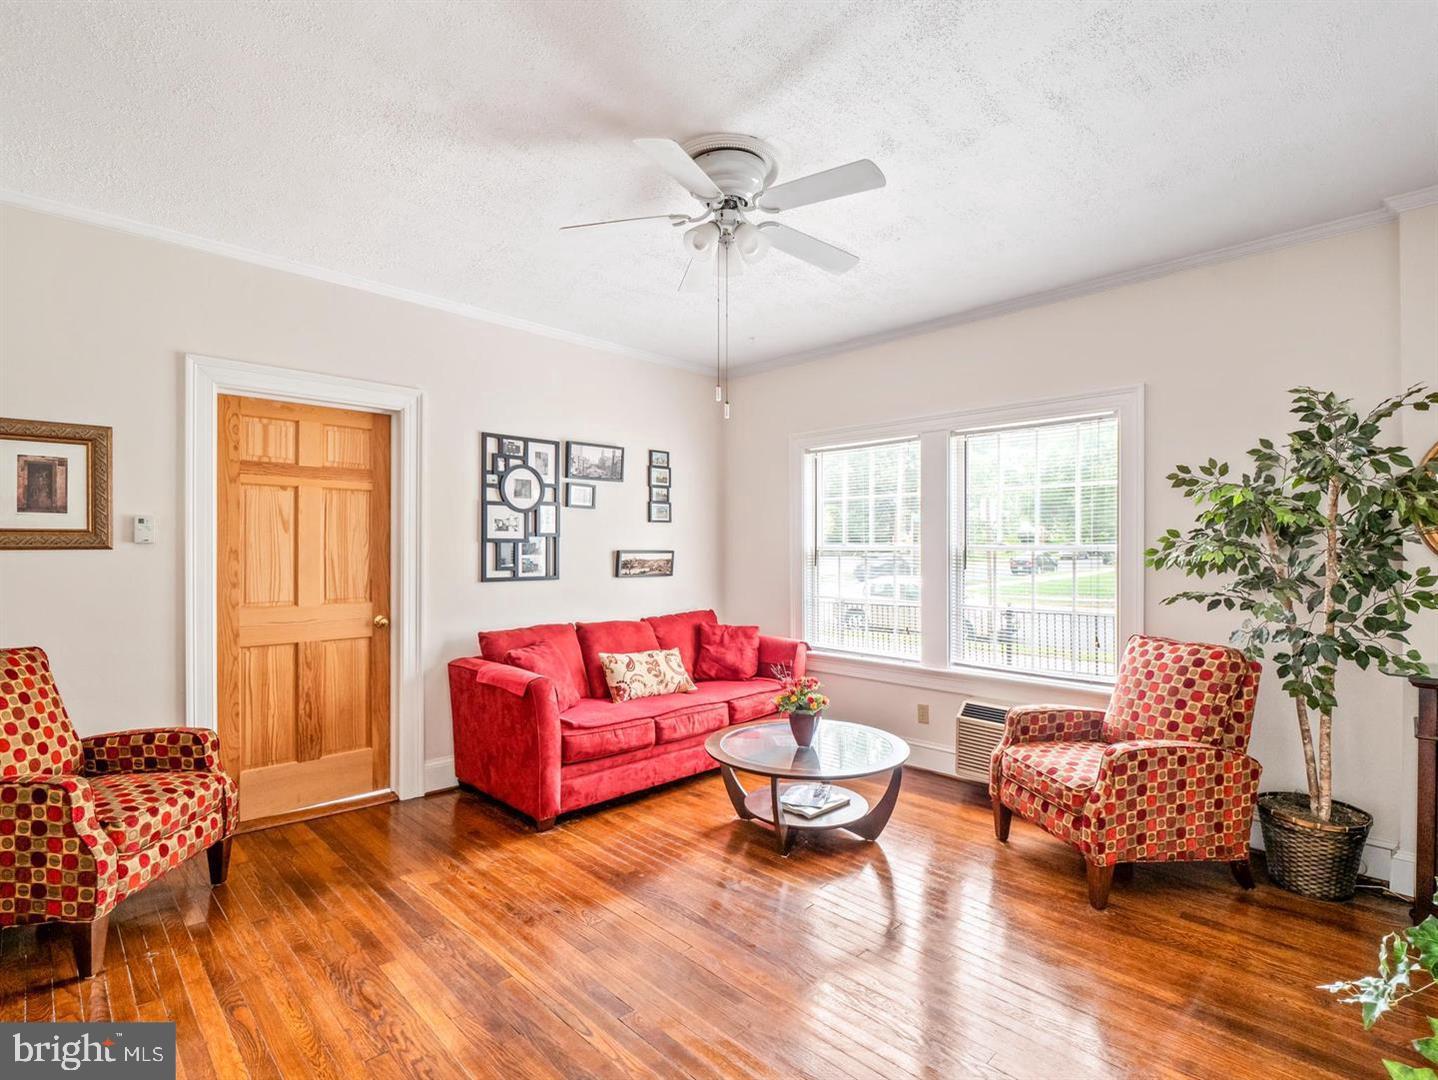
top-left (693, 623), bottom-right (761, 681)
top-left (504, 640), bottom-right (583, 711)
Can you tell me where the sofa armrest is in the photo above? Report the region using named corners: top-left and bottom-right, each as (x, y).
top-left (0, 776), bottom-right (120, 924)
top-left (82, 728), bottom-right (223, 775)
top-left (990, 706), bottom-right (1106, 793)
top-left (447, 657), bottom-right (562, 823)
top-left (1084, 740), bottom-right (1263, 864)
top-left (757, 635), bottom-right (808, 680)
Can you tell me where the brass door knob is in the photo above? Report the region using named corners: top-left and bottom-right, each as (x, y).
top-left (373, 615), bottom-right (390, 628)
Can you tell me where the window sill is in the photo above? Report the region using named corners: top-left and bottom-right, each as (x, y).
top-left (805, 651), bottom-right (1114, 704)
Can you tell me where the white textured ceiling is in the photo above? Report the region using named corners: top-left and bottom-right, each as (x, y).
top-left (3, 0), bottom-right (1436, 370)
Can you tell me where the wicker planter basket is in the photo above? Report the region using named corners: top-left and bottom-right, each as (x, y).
top-left (1257, 791), bottom-right (1373, 901)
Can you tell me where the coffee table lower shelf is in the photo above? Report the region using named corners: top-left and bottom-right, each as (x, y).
top-left (720, 765), bottom-right (903, 855)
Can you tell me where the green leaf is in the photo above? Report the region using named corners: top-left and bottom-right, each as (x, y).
top-left (1383, 1062), bottom-right (1438, 1080)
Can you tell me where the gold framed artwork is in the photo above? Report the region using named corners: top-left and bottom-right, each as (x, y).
top-left (1424, 439), bottom-right (1438, 556)
top-left (0, 417), bottom-right (112, 549)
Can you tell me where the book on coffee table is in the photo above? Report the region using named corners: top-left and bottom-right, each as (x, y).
top-left (779, 783), bottom-right (850, 819)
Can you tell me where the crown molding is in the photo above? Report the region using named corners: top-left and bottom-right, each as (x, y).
top-left (0, 189), bottom-right (709, 375)
top-left (1385, 185), bottom-right (1438, 213)
top-left (735, 201), bottom-right (1410, 377)
top-left (5, 183), bottom-right (1433, 382)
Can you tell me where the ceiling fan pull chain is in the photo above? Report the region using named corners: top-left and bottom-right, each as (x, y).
top-left (723, 241), bottom-right (732, 420)
top-left (715, 249), bottom-right (723, 403)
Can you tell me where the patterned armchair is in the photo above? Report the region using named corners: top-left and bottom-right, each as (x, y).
top-left (0, 647), bottom-right (238, 976)
top-left (990, 634), bottom-right (1262, 910)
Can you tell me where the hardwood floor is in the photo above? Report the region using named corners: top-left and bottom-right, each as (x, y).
top-left (0, 768), bottom-right (1421, 1078)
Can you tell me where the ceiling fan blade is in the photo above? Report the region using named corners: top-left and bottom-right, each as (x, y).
top-left (561, 212), bottom-right (689, 231)
top-left (634, 138), bottom-right (723, 200)
top-left (756, 159), bottom-right (886, 212)
top-left (757, 222), bottom-right (859, 273)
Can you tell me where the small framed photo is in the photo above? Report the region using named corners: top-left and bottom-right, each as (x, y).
top-left (485, 503), bottom-right (526, 540)
top-left (535, 503), bottom-right (558, 536)
top-left (527, 441), bottom-right (558, 485)
top-left (648, 502), bottom-right (671, 523)
top-left (651, 487), bottom-right (668, 504)
top-left (566, 440), bottom-right (624, 482)
top-left (0, 418), bottom-right (112, 549)
top-left (565, 483), bottom-right (595, 509)
top-left (648, 466), bottom-right (670, 487)
top-left (494, 542), bottom-right (515, 571)
top-left (485, 472), bottom-right (498, 485)
top-left (615, 549), bottom-right (674, 578)
top-left (649, 450), bottom-right (669, 468)
top-left (500, 437), bottom-right (525, 458)
top-left (518, 551), bottom-right (547, 578)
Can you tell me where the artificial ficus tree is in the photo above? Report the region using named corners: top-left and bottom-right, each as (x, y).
top-left (1146, 385), bottom-right (1438, 823)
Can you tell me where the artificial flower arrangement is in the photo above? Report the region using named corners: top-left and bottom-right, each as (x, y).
top-left (774, 674), bottom-right (829, 716)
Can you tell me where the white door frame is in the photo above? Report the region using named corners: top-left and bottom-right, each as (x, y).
top-left (184, 353), bottom-right (425, 800)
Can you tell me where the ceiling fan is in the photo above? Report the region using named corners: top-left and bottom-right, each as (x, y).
top-left (562, 133), bottom-right (886, 292)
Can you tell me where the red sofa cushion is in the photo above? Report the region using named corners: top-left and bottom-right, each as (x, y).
top-left (503, 641), bottom-right (582, 711)
top-left (693, 624), bottom-right (760, 681)
top-left (642, 609), bottom-right (718, 675)
top-left (561, 717), bottom-right (655, 765)
top-left (653, 702), bottom-right (728, 744)
top-left (575, 620), bottom-right (661, 699)
top-left (560, 694), bottom-right (731, 750)
top-left (691, 679), bottom-right (782, 725)
top-left (478, 623), bottom-right (587, 704)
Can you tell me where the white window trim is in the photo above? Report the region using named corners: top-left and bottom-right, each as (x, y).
top-left (788, 384), bottom-right (1145, 693)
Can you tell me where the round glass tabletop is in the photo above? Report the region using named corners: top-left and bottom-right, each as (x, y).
top-left (705, 719), bottom-right (910, 780)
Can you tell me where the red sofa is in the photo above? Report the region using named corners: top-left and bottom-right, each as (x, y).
top-left (447, 609), bottom-right (807, 827)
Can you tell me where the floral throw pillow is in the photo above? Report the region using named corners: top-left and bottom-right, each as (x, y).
top-left (599, 648), bottom-right (697, 703)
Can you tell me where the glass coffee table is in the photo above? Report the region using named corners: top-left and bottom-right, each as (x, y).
top-left (704, 718), bottom-right (910, 855)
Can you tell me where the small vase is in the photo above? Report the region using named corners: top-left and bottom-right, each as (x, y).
top-left (787, 710), bottom-right (822, 748)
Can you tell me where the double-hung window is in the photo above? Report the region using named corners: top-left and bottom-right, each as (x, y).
top-left (950, 416), bottom-right (1120, 680)
top-left (795, 388), bottom-right (1141, 687)
top-left (801, 438), bottom-right (922, 661)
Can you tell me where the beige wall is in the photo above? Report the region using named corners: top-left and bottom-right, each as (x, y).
top-left (3, 200), bottom-right (1434, 886)
top-left (0, 205), bottom-right (724, 780)
top-left (723, 218), bottom-right (1438, 887)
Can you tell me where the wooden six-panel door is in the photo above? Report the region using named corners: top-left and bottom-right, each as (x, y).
top-left (217, 395), bottom-right (391, 823)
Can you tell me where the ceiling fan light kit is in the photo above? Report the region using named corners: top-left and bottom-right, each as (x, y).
top-left (565, 132), bottom-right (887, 417)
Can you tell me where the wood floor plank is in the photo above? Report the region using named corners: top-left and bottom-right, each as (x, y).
top-left (0, 770), bottom-right (1425, 1078)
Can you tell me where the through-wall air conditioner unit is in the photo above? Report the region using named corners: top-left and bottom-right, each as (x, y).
top-left (955, 700), bottom-right (1009, 783)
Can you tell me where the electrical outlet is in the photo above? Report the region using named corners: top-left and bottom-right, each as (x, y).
top-left (916, 703), bottom-right (930, 725)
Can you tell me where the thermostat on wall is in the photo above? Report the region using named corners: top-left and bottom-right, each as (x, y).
top-left (133, 515), bottom-right (156, 544)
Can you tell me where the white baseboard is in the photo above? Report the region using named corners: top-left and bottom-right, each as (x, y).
top-left (424, 755), bottom-right (457, 792)
top-left (1390, 850), bottom-right (1417, 900)
top-left (902, 735), bottom-right (959, 776)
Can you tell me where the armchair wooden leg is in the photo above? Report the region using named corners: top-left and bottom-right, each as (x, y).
top-left (992, 795), bottom-right (1012, 842)
top-left (1229, 856), bottom-right (1256, 890)
top-left (70, 915), bottom-right (110, 979)
top-left (207, 837), bottom-right (232, 886)
top-left (1086, 861), bottom-right (1114, 910)
top-left (534, 817), bottom-right (556, 832)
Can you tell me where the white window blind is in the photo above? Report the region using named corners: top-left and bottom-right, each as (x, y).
top-left (803, 438), bottom-right (921, 660)
top-left (950, 415), bottom-right (1119, 680)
